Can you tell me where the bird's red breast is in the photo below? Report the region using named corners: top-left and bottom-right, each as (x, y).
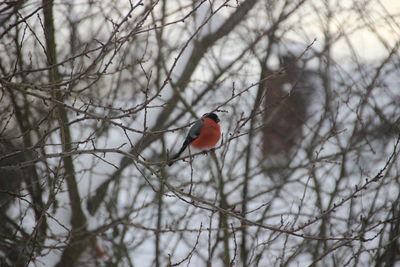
top-left (190, 118), bottom-right (221, 149)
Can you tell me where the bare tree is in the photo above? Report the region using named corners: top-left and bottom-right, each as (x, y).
top-left (0, 0), bottom-right (399, 266)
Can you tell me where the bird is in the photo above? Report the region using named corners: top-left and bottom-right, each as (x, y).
top-left (168, 113), bottom-right (221, 166)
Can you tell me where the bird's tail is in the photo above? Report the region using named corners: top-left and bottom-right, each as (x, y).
top-left (167, 141), bottom-right (188, 166)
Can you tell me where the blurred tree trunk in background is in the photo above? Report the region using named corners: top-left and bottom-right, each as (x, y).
top-left (42, 0), bottom-right (88, 265)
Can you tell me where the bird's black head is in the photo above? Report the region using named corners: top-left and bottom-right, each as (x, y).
top-left (202, 112), bottom-right (220, 123)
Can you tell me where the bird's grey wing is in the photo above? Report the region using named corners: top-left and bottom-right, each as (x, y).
top-left (187, 119), bottom-right (204, 143)
top-left (168, 119), bottom-right (204, 165)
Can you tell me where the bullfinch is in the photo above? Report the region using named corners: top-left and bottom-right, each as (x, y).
top-left (168, 113), bottom-right (221, 166)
